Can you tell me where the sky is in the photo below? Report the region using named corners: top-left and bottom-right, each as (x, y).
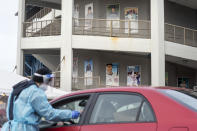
top-left (0, 1), bottom-right (18, 72)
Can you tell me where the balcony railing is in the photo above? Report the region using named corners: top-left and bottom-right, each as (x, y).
top-left (23, 19), bottom-right (61, 37)
top-left (53, 71), bottom-right (60, 88)
top-left (72, 76), bottom-right (101, 91)
top-left (50, 71), bottom-right (101, 90)
top-left (23, 18), bottom-right (197, 48)
top-left (73, 18), bottom-right (151, 38)
top-left (165, 23), bottom-right (197, 47)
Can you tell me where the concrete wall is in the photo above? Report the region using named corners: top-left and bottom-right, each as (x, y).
top-left (166, 62), bottom-right (196, 88)
top-left (21, 36), bottom-right (63, 49)
top-left (165, 62), bottom-right (177, 86)
top-left (73, 49), bottom-right (197, 88)
top-left (73, 49), bottom-right (151, 86)
top-left (165, 41), bottom-right (197, 61)
top-left (74, 0), bottom-right (197, 29)
top-left (72, 35), bottom-right (151, 53)
top-left (74, 0), bottom-right (150, 20)
top-left (165, 0), bottom-right (197, 29)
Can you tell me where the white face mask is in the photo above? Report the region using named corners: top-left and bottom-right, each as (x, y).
top-left (39, 84), bottom-right (48, 91)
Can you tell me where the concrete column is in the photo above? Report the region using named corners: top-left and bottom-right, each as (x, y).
top-left (16, 0), bottom-right (25, 75)
top-left (151, 0), bottom-right (165, 86)
top-left (60, 0), bottom-right (73, 91)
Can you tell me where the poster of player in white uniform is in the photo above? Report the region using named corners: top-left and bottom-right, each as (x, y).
top-left (106, 63), bottom-right (119, 86)
top-left (127, 66), bottom-right (141, 86)
top-left (125, 8), bottom-right (138, 34)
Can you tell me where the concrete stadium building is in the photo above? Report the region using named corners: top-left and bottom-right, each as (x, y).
top-left (16, 0), bottom-right (197, 91)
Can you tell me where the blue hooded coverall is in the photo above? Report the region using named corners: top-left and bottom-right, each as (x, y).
top-left (1, 85), bottom-right (73, 131)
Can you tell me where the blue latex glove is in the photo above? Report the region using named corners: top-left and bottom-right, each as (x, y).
top-left (71, 111), bottom-right (80, 119)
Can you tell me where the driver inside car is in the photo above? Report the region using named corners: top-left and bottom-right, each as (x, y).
top-left (2, 68), bottom-right (80, 131)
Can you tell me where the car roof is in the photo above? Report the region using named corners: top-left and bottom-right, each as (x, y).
top-left (51, 86), bottom-right (187, 103)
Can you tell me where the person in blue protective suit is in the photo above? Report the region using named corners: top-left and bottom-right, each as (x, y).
top-left (2, 68), bottom-right (80, 131)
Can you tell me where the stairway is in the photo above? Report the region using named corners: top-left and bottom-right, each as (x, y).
top-left (35, 19), bottom-right (61, 36)
top-left (25, 18), bottom-right (61, 37)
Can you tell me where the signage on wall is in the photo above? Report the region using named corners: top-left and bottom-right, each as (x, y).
top-left (85, 3), bottom-right (94, 30)
top-left (73, 57), bottom-right (78, 83)
top-left (84, 59), bottom-right (93, 86)
top-left (124, 7), bottom-right (138, 34)
top-left (165, 72), bottom-right (168, 86)
top-left (73, 4), bottom-right (79, 26)
top-left (127, 65), bottom-right (141, 86)
top-left (106, 4), bottom-right (120, 29)
top-left (106, 63), bottom-right (119, 86)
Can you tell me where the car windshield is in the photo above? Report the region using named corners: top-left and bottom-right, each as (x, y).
top-left (159, 89), bottom-right (197, 112)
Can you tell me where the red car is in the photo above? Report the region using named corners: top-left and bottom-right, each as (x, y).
top-left (39, 87), bottom-right (197, 131)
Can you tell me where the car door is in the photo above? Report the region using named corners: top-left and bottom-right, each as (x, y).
top-left (80, 92), bottom-right (157, 131)
top-left (39, 93), bottom-right (94, 131)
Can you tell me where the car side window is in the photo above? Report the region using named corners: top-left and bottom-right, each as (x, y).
top-left (89, 94), bottom-right (143, 124)
top-left (138, 101), bottom-right (155, 122)
top-left (52, 95), bottom-right (90, 124)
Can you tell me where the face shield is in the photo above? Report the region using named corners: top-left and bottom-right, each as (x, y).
top-left (34, 73), bottom-right (55, 87)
